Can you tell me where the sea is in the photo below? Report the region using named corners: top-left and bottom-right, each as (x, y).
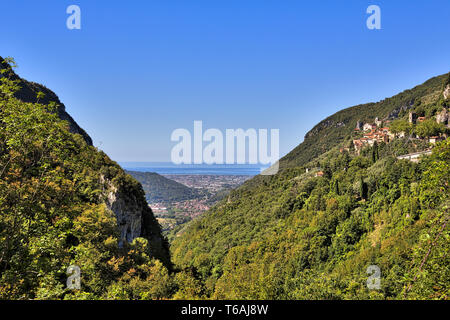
top-left (120, 162), bottom-right (268, 176)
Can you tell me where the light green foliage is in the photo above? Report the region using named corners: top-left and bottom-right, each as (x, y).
top-left (414, 119), bottom-right (446, 138)
top-left (389, 119), bottom-right (412, 135)
top-left (0, 58), bottom-right (171, 299)
top-left (1, 57), bottom-right (448, 300)
top-left (172, 139), bottom-right (449, 299)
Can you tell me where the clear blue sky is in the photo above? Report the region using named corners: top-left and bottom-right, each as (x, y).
top-left (1, 0), bottom-right (449, 162)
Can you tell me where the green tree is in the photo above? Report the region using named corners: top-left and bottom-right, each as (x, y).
top-left (389, 119), bottom-right (412, 135)
top-left (359, 177), bottom-right (368, 200)
top-left (415, 119), bottom-right (445, 138)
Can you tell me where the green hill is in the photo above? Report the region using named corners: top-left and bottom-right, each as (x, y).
top-left (170, 72), bottom-right (450, 299)
top-left (126, 171), bottom-right (203, 204)
top-left (1, 54), bottom-right (448, 300)
top-left (281, 73), bottom-right (448, 168)
top-left (0, 57), bottom-right (93, 146)
top-left (0, 57), bottom-right (172, 299)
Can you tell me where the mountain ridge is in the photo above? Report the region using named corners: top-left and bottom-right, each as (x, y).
top-left (0, 56), bottom-right (93, 146)
top-left (280, 72), bottom-right (449, 168)
top-left (0, 57), bottom-right (171, 299)
top-left (170, 71), bottom-right (450, 299)
top-left (0, 56), bottom-right (168, 258)
top-left (126, 170), bottom-right (202, 204)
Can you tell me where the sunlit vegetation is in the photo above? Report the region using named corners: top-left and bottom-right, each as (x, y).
top-left (0, 58), bottom-right (172, 299)
top-left (1, 56), bottom-right (448, 300)
top-left (171, 72), bottom-right (450, 299)
top-left (171, 139), bottom-right (449, 299)
top-left (126, 171), bottom-right (204, 204)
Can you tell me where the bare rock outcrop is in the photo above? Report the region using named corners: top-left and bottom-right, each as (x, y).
top-left (101, 175), bottom-right (171, 265)
top-left (444, 84), bottom-right (450, 100)
top-left (436, 108), bottom-right (448, 125)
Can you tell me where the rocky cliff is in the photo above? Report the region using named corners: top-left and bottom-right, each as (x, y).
top-left (444, 84), bottom-right (450, 100)
top-left (0, 56), bottom-right (93, 145)
top-left (280, 72), bottom-right (449, 168)
top-left (101, 173), bottom-right (170, 264)
top-left (0, 56), bottom-right (170, 265)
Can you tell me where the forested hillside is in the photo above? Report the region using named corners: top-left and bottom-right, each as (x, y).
top-left (1, 55), bottom-right (448, 300)
top-left (0, 58), bottom-right (172, 299)
top-left (126, 171), bottom-right (202, 204)
top-left (171, 73), bottom-right (450, 299)
top-left (0, 57), bottom-right (92, 146)
top-left (281, 73), bottom-right (448, 168)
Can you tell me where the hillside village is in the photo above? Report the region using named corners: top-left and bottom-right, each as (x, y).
top-left (307, 105), bottom-right (449, 176)
top-left (172, 73), bottom-right (450, 301)
top-left (351, 108), bottom-right (449, 155)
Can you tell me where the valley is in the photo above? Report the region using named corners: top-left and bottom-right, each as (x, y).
top-left (127, 172), bottom-right (250, 239)
top-left (1, 55), bottom-right (448, 300)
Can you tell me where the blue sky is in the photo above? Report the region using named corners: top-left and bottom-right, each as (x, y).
top-left (1, 0), bottom-right (449, 162)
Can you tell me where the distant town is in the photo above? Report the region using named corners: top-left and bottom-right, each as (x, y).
top-left (150, 175), bottom-right (251, 235)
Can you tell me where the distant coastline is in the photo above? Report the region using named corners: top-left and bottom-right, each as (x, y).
top-left (120, 162), bottom-right (268, 176)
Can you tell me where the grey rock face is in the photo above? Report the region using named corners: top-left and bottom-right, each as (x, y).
top-left (444, 84), bottom-right (450, 100)
top-left (436, 108), bottom-right (448, 125)
top-left (387, 104), bottom-right (412, 120)
top-left (355, 120), bottom-right (363, 130)
top-left (105, 184), bottom-right (143, 244)
top-left (99, 174), bottom-right (171, 266)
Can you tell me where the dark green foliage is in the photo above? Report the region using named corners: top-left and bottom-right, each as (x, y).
top-left (359, 176), bottom-right (368, 200)
top-left (1, 56), bottom-right (448, 300)
top-left (171, 73), bottom-right (450, 300)
top-left (281, 73), bottom-right (449, 168)
top-left (0, 58), bottom-right (171, 299)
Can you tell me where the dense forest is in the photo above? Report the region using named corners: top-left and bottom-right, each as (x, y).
top-left (0, 56), bottom-right (448, 299)
top-left (170, 72), bottom-right (450, 299)
top-left (171, 140), bottom-right (449, 299)
top-left (281, 73), bottom-right (448, 168)
top-left (0, 57), bottom-right (171, 299)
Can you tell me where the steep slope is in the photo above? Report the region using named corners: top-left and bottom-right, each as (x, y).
top-left (0, 56), bottom-right (92, 146)
top-left (171, 72), bottom-right (450, 299)
top-left (126, 171), bottom-right (202, 204)
top-left (0, 56), bottom-right (168, 257)
top-left (281, 73), bottom-right (447, 168)
top-left (0, 57), bottom-right (171, 299)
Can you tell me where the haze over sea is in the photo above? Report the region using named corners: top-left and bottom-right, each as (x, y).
top-left (120, 162), bottom-right (268, 176)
